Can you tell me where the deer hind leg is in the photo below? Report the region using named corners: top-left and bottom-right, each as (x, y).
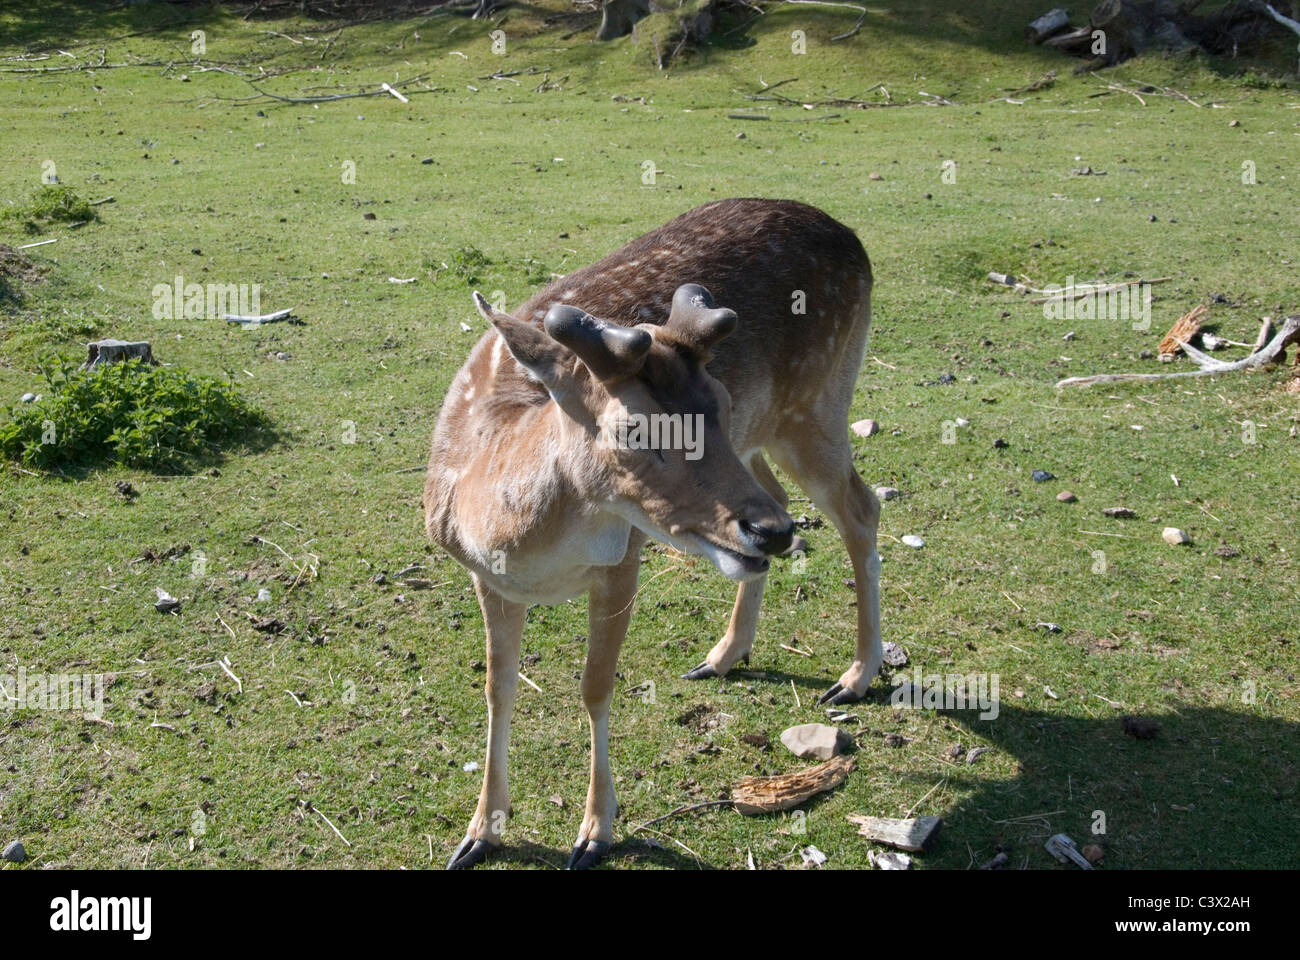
top-left (447, 575), bottom-right (525, 870)
top-left (769, 427), bottom-right (883, 706)
top-left (570, 531), bottom-right (644, 870)
top-left (682, 453), bottom-right (788, 681)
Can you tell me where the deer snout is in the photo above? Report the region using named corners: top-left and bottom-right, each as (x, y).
top-left (737, 512), bottom-right (795, 556)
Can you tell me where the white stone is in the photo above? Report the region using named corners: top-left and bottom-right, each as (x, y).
top-left (780, 722), bottom-right (850, 760)
top-left (901, 535), bottom-right (924, 549)
top-left (851, 419), bottom-right (880, 438)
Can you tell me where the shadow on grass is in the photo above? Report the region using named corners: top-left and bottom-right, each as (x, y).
top-left (931, 699), bottom-right (1299, 869)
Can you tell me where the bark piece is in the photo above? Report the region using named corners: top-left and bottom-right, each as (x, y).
top-left (731, 754), bottom-right (855, 815)
top-left (1158, 304), bottom-right (1208, 356)
top-left (846, 813), bottom-right (943, 852)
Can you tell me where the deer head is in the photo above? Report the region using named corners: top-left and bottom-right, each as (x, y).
top-left (472, 284), bottom-right (794, 579)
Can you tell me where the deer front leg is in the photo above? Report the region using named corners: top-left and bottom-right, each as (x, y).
top-left (682, 576), bottom-right (764, 679)
top-left (569, 534), bottom-right (643, 869)
top-left (684, 454), bottom-right (785, 680)
top-left (447, 576), bottom-right (525, 870)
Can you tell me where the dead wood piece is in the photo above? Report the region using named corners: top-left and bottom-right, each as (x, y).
top-left (846, 813), bottom-right (944, 852)
top-left (82, 339), bottom-right (157, 370)
top-left (1044, 25), bottom-right (1094, 48)
top-left (731, 754), bottom-right (855, 815)
top-left (1058, 314), bottom-right (1300, 388)
top-left (1026, 8), bottom-right (1072, 43)
top-left (1158, 304), bottom-right (1208, 356)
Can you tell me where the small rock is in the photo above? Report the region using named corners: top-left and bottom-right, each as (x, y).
top-left (1082, 843), bottom-right (1105, 864)
top-left (1057, 490), bottom-right (1077, 503)
top-left (115, 480), bottom-right (137, 499)
top-left (421, 157), bottom-right (435, 164)
top-left (883, 732), bottom-right (906, 748)
top-left (1214, 544), bottom-right (1240, 558)
top-left (363, 212), bottom-right (376, 220)
top-left (1228, 119), bottom-right (1240, 127)
top-left (980, 851), bottom-right (1009, 870)
top-left (735, 132), bottom-right (746, 139)
top-left (780, 722), bottom-right (851, 760)
top-left (783, 534), bottom-right (809, 557)
top-left (1062, 331), bottom-right (1076, 341)
top-left (868, 172), bottom-right (883, 181)
top-left (881, 641), bottom-right (908, 667)
top-left (20, 392), bottom-right (36, 403)
top-left (1103, 507), bottom-right (1137, 519)
top-left (851, 418), bottom-right (880, 438)
top-left (257, 588), bottom-right (272, 602)
top-left (1036, 621), bottom-right (1063, 634)
top-left (1162, 527), bottom-right (1191, 546)
top-left (194, 683), bottom-right (217, 704)
top-left (1032, 469), bottom-right (1055, 483)
top-left (462, 761), bottom-right (478, 772)
top-left (993, 438), bottom-right (1009, 449)
top-left (875, 486), bottom-right (900, 502)
top-left (825, 708), bottom-right (859, 724)
top-left (2, 840), bottom-right (26, 863)
top-left (900, 535), bottom-right (924, 549)
top-left (548, 794), bottom-right (565, 808)
top-left (965, 746), bottom-right (990, 764)
top-left (955, 417), bottom-right (970, 427)
top-left (946, 743), bottom-right (964, 759)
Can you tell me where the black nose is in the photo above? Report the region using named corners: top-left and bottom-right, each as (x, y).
top-left (739, 517), bottom-right (795, 556)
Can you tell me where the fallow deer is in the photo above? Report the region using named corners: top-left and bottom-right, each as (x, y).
top-left (424, 198), bottom-right (882, 869)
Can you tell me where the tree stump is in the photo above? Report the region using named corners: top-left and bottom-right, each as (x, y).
top-left (598, 0), bottom-right (651, 41)
top-left (82, 339), bottom-right (158, 370)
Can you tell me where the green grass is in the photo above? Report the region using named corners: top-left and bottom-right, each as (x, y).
top-left (0, 1), bottom-right (1297, 870)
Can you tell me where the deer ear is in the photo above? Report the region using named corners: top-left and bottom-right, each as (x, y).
top-left (544, 304), bottom-right (651, 382)
top-left (664, 284), bottom-right (738, 355)
top-left (473, 292), bottom-right (566, 389)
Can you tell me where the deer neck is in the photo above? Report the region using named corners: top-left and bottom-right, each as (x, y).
top-left (427, 356), bottom-right (630, 601)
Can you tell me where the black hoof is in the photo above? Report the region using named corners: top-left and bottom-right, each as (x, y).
top-left (446, 834), bottom-right (495, 870)
top-left (817, 682), bottom-right (865, 706)
top-left (566, 838), bottom-right (611, 870)
top-left (682, 662), bottom-right (718, 680)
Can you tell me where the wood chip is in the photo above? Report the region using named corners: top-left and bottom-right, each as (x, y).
top-left (845, 813), bottom-right (943, 851)
top-left (731, 754), bottom-right (855, 816)
top-left (1157, 304), bottom-right (1207, 356)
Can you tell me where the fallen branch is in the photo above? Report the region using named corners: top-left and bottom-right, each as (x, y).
top-left (1029, 276), bottom-right (1171, 305)
top-left (630, 799), bottom-right (734, 833)
top-left (781, 0), bottom-right (869, 40)
top-left (225, 308), bottom-right (295, 325)
top-left (1057, 314), bottom-right (1300, 388)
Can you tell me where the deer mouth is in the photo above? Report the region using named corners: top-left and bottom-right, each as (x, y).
top-left (690, 535), bottom-right (770, 581)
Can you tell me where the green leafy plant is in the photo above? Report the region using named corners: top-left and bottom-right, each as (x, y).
top-left (0, 358), bottom-right (272, 471)
top-left (447, 244), bottom-right (492, 285)
top-left (0, 185), bottom-right (98, 235)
